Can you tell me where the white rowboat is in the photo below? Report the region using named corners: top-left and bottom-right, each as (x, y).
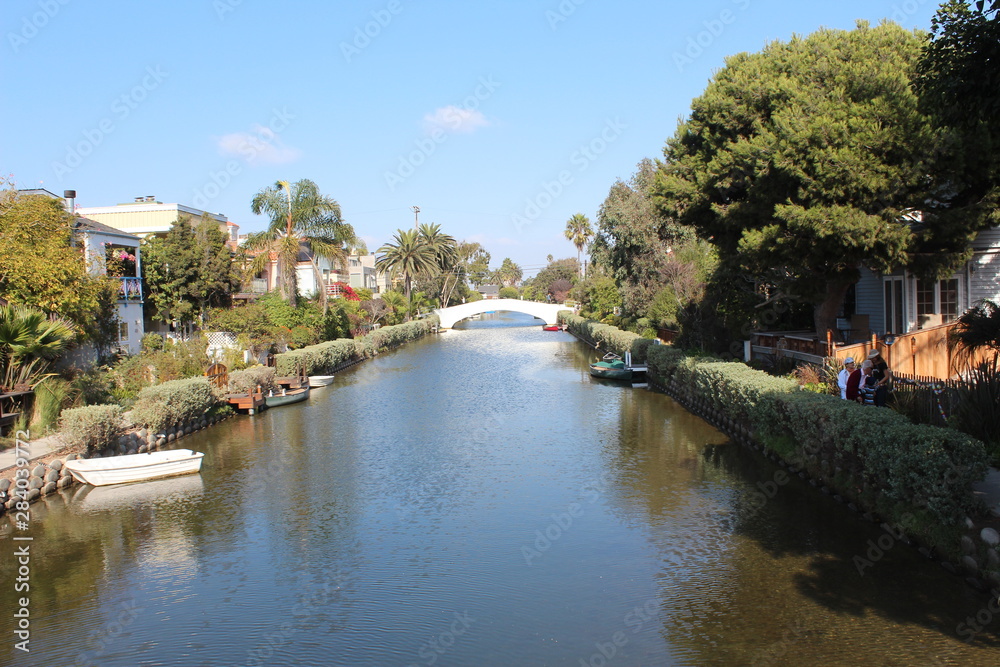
top-left (63, 449), bottom-right (205, 486)
top-left (309, 375), bottom-right (335, 387)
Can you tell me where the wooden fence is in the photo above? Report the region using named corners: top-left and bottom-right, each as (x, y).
top-left (752, 321), bottom-right (962, 380)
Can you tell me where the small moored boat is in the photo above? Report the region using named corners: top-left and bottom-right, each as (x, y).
top-left (589, 351), bottom-right (647, 382)
top-left (308, 375), bottom-right (335, 388)
top-left (542, 325), bottom-right (561, 331)
top-left (63, 449), bottom-right (205, 487)
top-left (589, 354), bottom-right (633, 381)
top-left (265, 385), bottom-right (310, 407)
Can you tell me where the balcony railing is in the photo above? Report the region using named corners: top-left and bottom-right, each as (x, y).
top-left (117, 277), bottom-right (143, 301)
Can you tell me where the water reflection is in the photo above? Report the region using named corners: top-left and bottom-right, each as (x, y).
top-left (1, 312), bottom-right (997, 665)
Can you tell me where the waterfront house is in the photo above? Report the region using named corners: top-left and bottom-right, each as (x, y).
top-left (76, 196), bottom-right (237, 242)
top-left (18, 189), bottom-right (145, 356)
top-left (750, 226), bottom-right (1000, 379)
top-left (851, 227), bottom-right (1000, 337)
top-left (237, 240), bottom-right (389, 300)
top-left (73, 217), bottom-right (145, 355)
top-left (478, 285), bottom-right (500, 300)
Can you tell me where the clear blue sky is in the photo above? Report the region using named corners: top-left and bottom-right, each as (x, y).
top-left (3, 0), bottom-right (941, 278)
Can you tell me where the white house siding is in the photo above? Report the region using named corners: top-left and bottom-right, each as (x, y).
top-left (971, 228), bottom-right (1000, 304)
top-left (117, 302), bottom-right (144, 355)
top-left (855, 267), bottom-right (885, 334)
top-left (74, 220), bottom-right (145, 355)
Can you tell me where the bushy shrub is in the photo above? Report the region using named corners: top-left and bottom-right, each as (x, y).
top-left (227, 366), bottom-right (276, 394)
top-left (289, 325), bottom-right (319, 349)
top-left (60, 404), bottom-right (125, 454)
top-left (141, 333), bottom-right (164, 352)
top-left (274, 315), bottom-right (439, 376)
top-left (559, 312), bottom-right (655, 362)
top-left (129, 378), bottom-right (222, 432)
top-left (646, 345), bottom-right (989, 527)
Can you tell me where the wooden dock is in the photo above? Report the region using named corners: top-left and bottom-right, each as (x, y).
top-left (226, 391), bottom-right (265, 415)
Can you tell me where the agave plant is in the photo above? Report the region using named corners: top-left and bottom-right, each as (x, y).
top-left (0, 303), bottom-right (77, 391)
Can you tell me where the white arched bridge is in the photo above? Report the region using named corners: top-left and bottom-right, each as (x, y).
top-left (434, 299), bottom-right (567, 329)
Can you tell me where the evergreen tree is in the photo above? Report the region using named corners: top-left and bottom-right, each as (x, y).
top-left (654, 22), bottom-right (972, 336)
top-left (142, 215), bottom-right (239, 326)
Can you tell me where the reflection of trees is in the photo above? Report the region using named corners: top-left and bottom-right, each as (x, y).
top-left (602, 385), bottom-right (999, 663)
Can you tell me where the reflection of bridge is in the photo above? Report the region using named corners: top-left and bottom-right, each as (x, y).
top-left (435, 299), bottom-right (567, 329)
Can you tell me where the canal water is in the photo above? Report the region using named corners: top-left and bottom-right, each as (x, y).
top-left (2, 312), bottom-right (998, 666)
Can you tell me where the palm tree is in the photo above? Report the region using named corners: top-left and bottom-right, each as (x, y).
top-left (564, 213), bottom-right (593, 277)
top-left (492, 257), bottom-right (523, 287)
top-left (417, 223), bottom-right (460, 307)
top-left (375, 229), bottom-right (438, 319)
top-left (951, 299), bottom-right (1000, 368)
top-left (244, 179), bottom-right (359, 308)
top-left (0, 304), bottom-right (76, 391)
top-left (380, 290), bottom-right (407, 325)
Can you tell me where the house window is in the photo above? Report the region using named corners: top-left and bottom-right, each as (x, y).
top-left (916, 279), bottom-right (935, 316)
top-left (119, 321), bottom-right (129, 342)
top-left (915, 277), bottom-right (960, 324)
top-left (940, 278), bottom-right (959, 322)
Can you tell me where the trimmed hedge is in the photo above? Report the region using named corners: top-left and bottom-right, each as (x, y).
top-left (59, 404), bottom-right (126, 454)
top-left (559, 312), bottom-right (655, 363)
top-left (129, 377), bottom-right (223, 432)
top-left (646, 345), bottom-right (989, 527)
top-left (227, 366), bottom-right (276, 394)
top-left (274, 316), bottom-right (439, 376)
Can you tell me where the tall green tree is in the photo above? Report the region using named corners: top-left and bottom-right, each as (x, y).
top-left (654, 22), bottom-right (964, 336)
top-left (593, 159), bottom-right (695, 319)
top-left (142, 215), bottom-right (240, 326)
top-left (244, 179), bottom-right (359, 308)
top-left (492, 258), bottom-right (523, 287)
top-left (915, 1), bottom-right (1000, 243)
top-left (527, 258), bottom-right (579, 299)
top-left (375, 229), bottom-right (438, 318)
top-left (563, 213), bottom-right (593, 277)
top-left (0, 188), bottom-right (107, 332)
top-left (439, 240), bottom-right (490, 308)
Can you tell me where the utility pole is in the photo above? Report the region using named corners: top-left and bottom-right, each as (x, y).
top-left (412, 205), bottom-right (420, 231)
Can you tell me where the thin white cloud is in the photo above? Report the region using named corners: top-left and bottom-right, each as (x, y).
top-left (423, 105), bottom-right (490, 135)
top-left (216, 124), bottom-right (302, 165)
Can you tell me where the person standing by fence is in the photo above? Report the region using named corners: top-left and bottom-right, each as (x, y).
top-left (867, 349), bottom-right (893, 407)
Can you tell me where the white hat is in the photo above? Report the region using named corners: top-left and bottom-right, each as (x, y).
top-left (868, 349), bottom-right (880, 359)
top-left (844, 357), bottom-right (855, 364)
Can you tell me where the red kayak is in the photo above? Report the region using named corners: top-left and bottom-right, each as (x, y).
top-left (542, 325), bottom-right (561, 331)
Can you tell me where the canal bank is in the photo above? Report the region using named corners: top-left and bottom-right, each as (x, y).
top-left (2, 312), bottom-right (999, 665)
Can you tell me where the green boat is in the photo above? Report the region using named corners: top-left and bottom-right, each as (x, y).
top-left (264, 385), bottom-right (310, 408)
top-left (589, 355), bottom-right (633, 381)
